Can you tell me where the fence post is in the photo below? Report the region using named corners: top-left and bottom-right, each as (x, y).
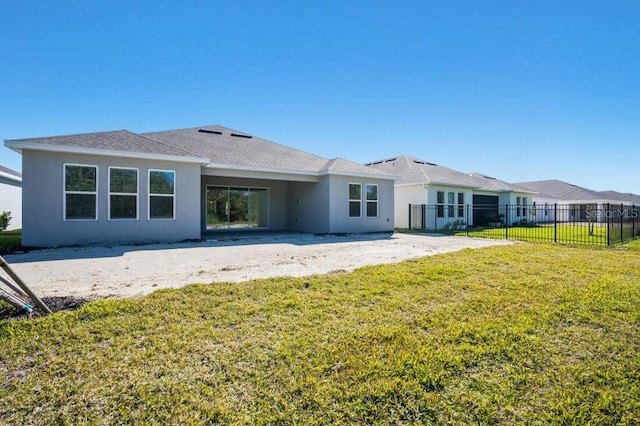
top-left (633, 204), bottom-right (637, 239)
top-left (466, 204), bottom-right (469, 237)
top-left (620, 203), bottom-right (624, 244)
top-left (505, 204), bottom-right (509, 240)
top-left (606, 203), bottom-right (610, 246)
top-left (554, 204), bottom-right (557, 243)
top-left (422, 205), bottom-right (426, 230)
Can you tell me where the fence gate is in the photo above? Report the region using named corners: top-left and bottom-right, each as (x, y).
top-left (408, 204), bottom-right (426, 230)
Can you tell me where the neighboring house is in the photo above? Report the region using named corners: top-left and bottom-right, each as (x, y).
top-left (5, 125), bottom-right (395, 247)
top-left (516, 179), bottom-right (640, 223)
top-left (0, 165), bottom-right (22, 230)
top-left (365, 155), bottom-right (534, 229)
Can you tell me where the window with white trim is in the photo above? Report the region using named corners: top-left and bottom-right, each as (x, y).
top-left (366, 184), bottom-right (378, 218)
top-left (349, 183), bottom-right (362, 218)
top-left (436, 191), bottom-right (445, 218)
top-left (64, 164), bottom-right (98, 220)
top-left (516, 196), bottom-right (522, 217)
top-left (457, 192), bottom-right (465, 217)
top-left (149, 170), bottom-right (175, 219)
top-left (109, 167), bottom-right (138, 220)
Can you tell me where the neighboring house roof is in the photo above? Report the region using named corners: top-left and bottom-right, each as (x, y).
top-left (516, 179), bottom-right (637, 204)
top-left (598, 190), bottom-right (640, 205)
top-left (0, 165), bottom-right (22, 182)
top-left (469, 172), bottom-right (535, 193)
top-left (365, 155), bottom-right (533, 192)
top-left (4, 125), bottom-right (395, 180)
top-left (366, 155), bottom-right (481, 188)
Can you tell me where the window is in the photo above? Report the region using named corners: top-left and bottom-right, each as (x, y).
top-left (64, 164), bottom-right (97, 220)
top-left (366, 184), bottom-right (378, 218)
top-left (523, 197), bottom-right (527, 217)
top-left (457, 192), bottom-right (465, 217)
top-left (545, 203), bottom-right (549, 216)
top-left (109, 167), bottom-right (138, 220)
top-left (516, 196), bottom-right (522, 217)
top-left (436, 191), bottom-right (445, 218)
top-left (149, 170), bottom-right (175, 219)
top-left (349, 183), bottom-right (362, 218)
top-left (447, 192), bottom-right (455, 218)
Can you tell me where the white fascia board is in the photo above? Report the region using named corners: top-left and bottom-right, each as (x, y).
top-left (428, 181), bottom-right (480, 189)
top-left (5, 141), bottom-right (209, 165)
top-left (0, 171), bottom-right (21, 182)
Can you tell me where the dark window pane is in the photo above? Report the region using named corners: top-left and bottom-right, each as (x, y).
top-left (366, 201), bottom-right (378, 217)
top-left (366, 185), bottom-right (378, 201)
top-left (110, 168), bottom-right (137, 193)
top-left (437, 191), bottom-right (444, 204)
top-left (448, 205), bottom-right (455, 217)
top-left (65, 165), bottom-right (96, 192)
top-left (150, 171), bottom-right (175, 195)
top-left (437, 205), bottom-right (444, 218)
top-left (349, 184), bottom-right (361, 200)
top-left (349, 201), bottom-right (361, 217)
top-left (110, 195), bottom-right (137, 219)
top-left (150, 196), bottom-right (174, 219)
top-left (66, 194), bottom-right (96, 220)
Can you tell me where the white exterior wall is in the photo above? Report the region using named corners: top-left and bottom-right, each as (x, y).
top-left (21, 150), bottom-right (202, 247)
top-left (426, 185), bottom-right (474, 229)
top-left (0, 174), bottom-right (22, 230)
top-left (394, 185), bottom-right (426, 228)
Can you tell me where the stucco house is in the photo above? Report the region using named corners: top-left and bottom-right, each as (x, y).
top-left (0, 165), bottom-right (22, 230)
top-left (516, 179), bottom-right (640, 223)
top-left (365, 155), bottom-right (534, 229)
top-left (5, 125), bottom-right (395, 247)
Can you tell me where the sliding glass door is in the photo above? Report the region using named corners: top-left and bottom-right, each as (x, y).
top-left (206, 186), bottom-right (268, 229)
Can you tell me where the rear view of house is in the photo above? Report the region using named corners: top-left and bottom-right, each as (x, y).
top-left (5, 125), bottom-right (395, 247)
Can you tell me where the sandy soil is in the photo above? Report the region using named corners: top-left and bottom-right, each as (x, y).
top-left (4, 232), bottom-right (512, 302)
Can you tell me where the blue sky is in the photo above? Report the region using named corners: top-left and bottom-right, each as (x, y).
top-left (2, 1), bottom-right (639, 193)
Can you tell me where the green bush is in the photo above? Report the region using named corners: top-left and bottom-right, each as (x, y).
top-left (0, 211), bottom-right (11, 231)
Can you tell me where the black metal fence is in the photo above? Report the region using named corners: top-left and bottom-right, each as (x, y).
top-left (408, 203), bottom-right (640, 246)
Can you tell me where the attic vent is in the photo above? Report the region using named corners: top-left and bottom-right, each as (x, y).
top-left (426, 162), bottom-right (437, 166)
top-left (483, 175), bottom-right (496, 180)
top-left (198, 129), bottom-right (223, 135)
top-left (385, 158), bottom-right (396, 162)
top-left (414, 160), bottom-right (425, 164)
top-left (230, 133), bottom-right (252, 139)
top-left (372, 161), bottom-right (383, 165)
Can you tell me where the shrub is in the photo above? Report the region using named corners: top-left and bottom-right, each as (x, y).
top-left (0, 211), bottom-right (11, 231)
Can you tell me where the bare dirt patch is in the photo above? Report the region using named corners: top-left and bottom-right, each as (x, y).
top-left (4, 233), bottom-right (512, 305)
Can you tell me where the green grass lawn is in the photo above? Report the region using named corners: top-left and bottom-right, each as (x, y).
top-left (1, 244), bottom-right (639, 424)
top-left (0, 229), bottom-right (21, 252)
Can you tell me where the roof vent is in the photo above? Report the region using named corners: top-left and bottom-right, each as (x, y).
top-left (385, 158), bottom-right (396, 163)
top-left (198, 129), bottom-right (223, 135)
top-left (230, 133), bottom-right (252, 139)
top-left (426, 162), bottom-right (437, 166)
top-left (414, 160), bottom-right (425, 164)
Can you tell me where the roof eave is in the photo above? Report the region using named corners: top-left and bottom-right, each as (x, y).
top-left (4, 140), bottom-right (209, 165)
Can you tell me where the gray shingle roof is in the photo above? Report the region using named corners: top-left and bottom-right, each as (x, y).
top-left (5, 125), bottom-right (396, 180)
top-left (469, 173), bottom-right (535, 193)
top-left (6, 130), bottom-right (204, 160)
top-left (598, 190), bottom-right (640, 205)
top-left (515, 179), bottom-right (640, 204)
top-left (365, 155), bottom-right (531, 192)
top-left (366, 155), bottom-right (481, 187)
top-left (516, 180), bottom-right (606, 201)
top-left (143, 125), bottom-right (328, 172)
